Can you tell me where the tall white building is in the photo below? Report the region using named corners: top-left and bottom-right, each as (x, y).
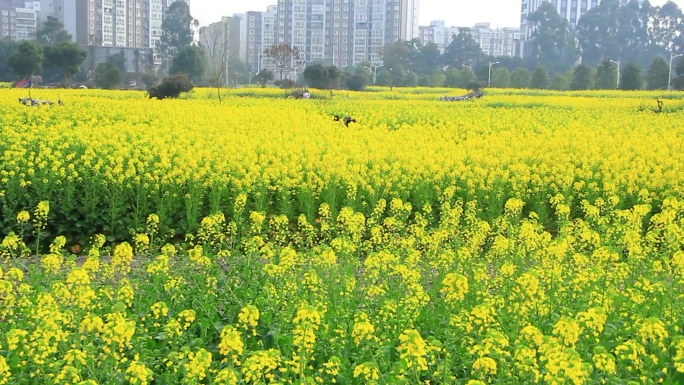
top-left (149, 0), bottom-right (163, 67)
top-left (14, 1), bottom-right (40, 40)
top-left (419, 20), bottom-right (520, 58)
top-left (520, 0), bottom-right (600, 40)
top-left (418, 20), bottom-right (459, 52)
top-left (1, 0), bottom-right (41, 40)
top-left (271, 0), bottom-right (419, 68)
top-left (471, 22), bottom-right (520, 57)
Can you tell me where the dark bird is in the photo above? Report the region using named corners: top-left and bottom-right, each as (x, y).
top-left (333, 115), bottom-right (356, 127)
top-left (654, 99), bottom-right (663, 113)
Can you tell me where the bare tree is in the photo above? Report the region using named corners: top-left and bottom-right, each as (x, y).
top-left (264, 43), bottom-right (300, 81)
top-left (200, 20), bottom-right (236, 102)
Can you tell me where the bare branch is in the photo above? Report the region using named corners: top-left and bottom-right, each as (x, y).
top-left (201, 18), bottom-right (238, 102)
top-left (264, 43), bottom-right (301, 81)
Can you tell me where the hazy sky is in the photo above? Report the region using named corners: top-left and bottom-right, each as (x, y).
top-left (192, 0), bottom-right (684, 28)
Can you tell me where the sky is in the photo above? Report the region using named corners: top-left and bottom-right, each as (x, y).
top-left (192, 0), bottom-right (684, 29)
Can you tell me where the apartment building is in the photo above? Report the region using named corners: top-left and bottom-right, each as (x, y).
top-left (418, 20), bottom-right (520, 58)
top-left (471, 22), bottom-right (520, 57)
top-left (418, 20), bottom-right (459, 52)
top-left (38, 0), bottom-right (169, 68)
top-left (198, 16), bottom-right (238, 84)
top-left (271, 0), bottom-right (418, 68)
top-left (241, 6), bottom-right (277, 73)
top-left (1, 0), bottom-right (40, 40)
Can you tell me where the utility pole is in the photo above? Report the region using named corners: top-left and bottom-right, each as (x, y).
top-left (609, 59), bottom-right (620, 89)
top-left (668, 52), bottom-right (683, 90)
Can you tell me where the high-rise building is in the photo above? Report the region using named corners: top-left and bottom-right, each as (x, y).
top-left (199, 16), bottom-right (234, 85)
top-left (39, 0), bottom-right (164, 68)
top-left (1, 0), bottom-right (41, 40)
top-left (419, 20), bottom-right (521, 58)
top-left (418, 20), bottom-right (459, 52)
top-left (471, 22), bottom-right (520, 58)
top-left (242, 6), bottom-right (277, 74)
top-left (271, 0), bottom-right (419, 68)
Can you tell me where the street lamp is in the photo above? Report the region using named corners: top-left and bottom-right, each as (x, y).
top-left (488, 61), bottom-right (499, 86)
top-left (462, 64), bottom-right (472, 69)
top-left (373, 65), bottom-right (384, 84)
top-left (668, 52), bottom-right (683, 90)
top-left (609, 59), bottom-right (620, 89)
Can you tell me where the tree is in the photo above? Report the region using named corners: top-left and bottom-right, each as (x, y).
top-left (375, 69), bottom-right (391, 86)
top-left (200, 18), bottom-right (236, 101)
top-left (255, 69), bottom-right (274, 87)
top-left (346, 74), bottom-right (367, 91)
top-left (620, 61), bottom-right (643, 90)
top-left (576, 0), bottom-right (621, 66)
top-left (160, 1), bottom-right (197, 57)
top-left (9, 40), bottom-right (43, 80)
top-left (530, 65), bottom-right (549, 89)
top-left (170, 45), bottom-right (204, 82)
top-left (388, 66), bottom-right (406, 90)
top-left (476, 65), bottom-right (490, 84)
top-left (402, 71), bottom-right (419, 87)
top-left (443, 67), bottom-right (476, 88)
top-left (94, 62), bottom-right (122, 89)
top-left (0, 39), bottom-right (18, 81)
top-left (264, 44), bottom-right (300, 81)
top-left (673, 57), bottom-right (684, 89)
top-left (106, 51), bottom-right (126, 74)
top-left (526, 2), bottom-right (578, 73)
top-left (430, 69), bottom-right (446, 87)
top-left (510, 67), bottom-right (531, 88)
top-left (550, 73), bottom-right (568, 90)
top-left (382, 40), bottom-right (419, 74)
top-left (490, 68), bottom-right (510, 88)
top-left (36, 16), bottom-right (72, 45)
top-left (141, 71), bottom-right (158, 89)
top-left (43, 42), bottom-right (87, 85)
top-left (303, 64), bottom-right (329, 89)
top-left (442, 28), bottom-right (483, 68)
top-left (418, 74), bottom-right (430, 87)
top-left (327, 66), bottom-right (342, 89)
top-left (648, 1), bottom-right (684, 59)
top-left (647, 56), bottom-right (669, 89)
top-left (617, 0), bottom-right (651, 68)
top-left (148, 74), bottom-right (194, 99)
top-left (415, 42), bottom-right (442, 75)
top-left (595, 59), bottom-right (619, 89)
top-left (570, 63), bottom-right (593, 90)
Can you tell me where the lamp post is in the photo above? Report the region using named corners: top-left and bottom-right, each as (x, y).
top-left (488, 61), bottom-right (499, 86)
top-left (373, 65), bottom-right (384, 84)
top-left (668, 52), bottom-right (683, 90)
top-left (609, 59), bottom-right (620, 89)
top-left (462, 64), bottom-right (472, 69)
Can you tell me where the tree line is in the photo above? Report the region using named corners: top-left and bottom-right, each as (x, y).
top-left (365, 0), bottom-right (684, 90)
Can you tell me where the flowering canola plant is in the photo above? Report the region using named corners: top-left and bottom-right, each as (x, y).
top-left (0, 88), bottom-right (683, 383)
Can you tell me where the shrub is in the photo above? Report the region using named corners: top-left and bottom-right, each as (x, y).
top-left (148, 74), bottom-right (193, 100)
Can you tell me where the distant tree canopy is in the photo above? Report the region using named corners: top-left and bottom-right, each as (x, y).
top-left (94, 62), bottom-right (122, 89)
top-left (170, 45), bottom-right (204, 82)
top-left (160, 1), bottom-right (197, 54)
top-left (10, 41), bottom-right (43, 80)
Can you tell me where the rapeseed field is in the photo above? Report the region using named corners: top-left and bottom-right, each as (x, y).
top-left (0, 87), bottom-right (683, 384)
